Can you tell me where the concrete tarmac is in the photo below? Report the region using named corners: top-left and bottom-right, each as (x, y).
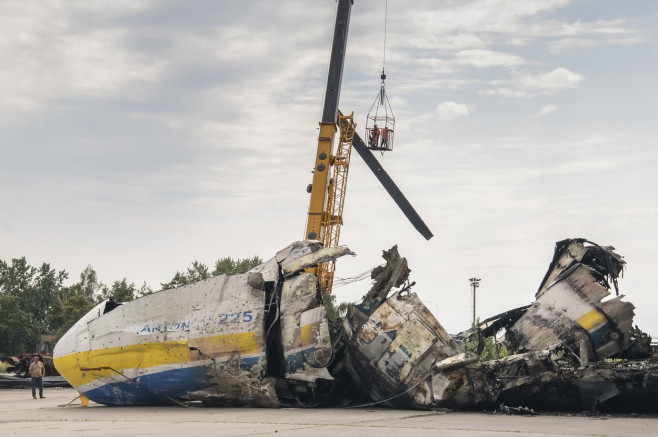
top-left (1, 387), bottom-right (656, 436)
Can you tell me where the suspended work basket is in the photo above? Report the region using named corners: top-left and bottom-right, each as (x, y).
top-left (365, 72), bottom-right (395, 152)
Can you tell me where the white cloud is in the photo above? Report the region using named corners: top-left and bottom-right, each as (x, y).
top-left (399, 0), bottom-right (570, 37)
top-left (441, 33), bottom-right (485, 51)
top-left (557, 18), bottom-right (631, 37)
top-left (482, 68), bottom-right (584, 98)
top-left (58, 31), bottom-right (161, 96)
top-left (547, 38), bottom-right (598, 54)
top-left (392, 0), bottom-right (640, 56)
top-left (436, 101), bottom-right (470, 120)
top-left (0, 1), bottom-right (165, 107)
top-left (455, 49), bottom-right (524, 68)
top-left (481, 87), bottom-right (530, 98)
top-left (521, 68), bottom-right (584, 90)
top-left (536, 104), bottom-right (559, 116)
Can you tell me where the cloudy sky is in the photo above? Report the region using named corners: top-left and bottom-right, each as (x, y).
top-left (2, 0), bottom-right (657, 335)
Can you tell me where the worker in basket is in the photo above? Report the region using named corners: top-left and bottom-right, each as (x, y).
top-left (369, 124), bottom-right (380, 147)
top-left (381, 126), bottom-right (390, 148)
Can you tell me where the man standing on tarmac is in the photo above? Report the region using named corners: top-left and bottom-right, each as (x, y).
top-left (29, 355), bottom-right (45, 399)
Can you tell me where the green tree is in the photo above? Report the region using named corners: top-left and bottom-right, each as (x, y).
top-left (0, 258), bottom-right (67, 333)
top-left (77, 265), bottom-right (103, 301)
top-left (137, 281), bottom-right (154, 297)
top-left (213, 256), bottom-right (263, 276)
top-left (47, 286), bottom-right (76, 334)
top-left (162, 256), bottom-right (262, 290)
top-left (47, 266), bottom-right (101, 339)
top-left (53, 294), bottom-right (94, 340)
top-left (187, 261), bottom-right (211, 283)
top-left (321, 293), bottom-right (349, 324)
top-left (160, 272), bottom-right (188, 290)
top-left (0, 258), bottom-right (153, 352)
top-left (0, 257), bottom-right (35, 297)
top-left (0, 294), bottom-right (38, 354)
top-left (33, 263), bottom-right (68, 330)
top-left (100, 278), bottom-right (138, 303)
top-left (462, 324), bottom-right (509, 361)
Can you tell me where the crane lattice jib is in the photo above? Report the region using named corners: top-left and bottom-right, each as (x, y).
top-left (317, 112), bottom-right (356, 294)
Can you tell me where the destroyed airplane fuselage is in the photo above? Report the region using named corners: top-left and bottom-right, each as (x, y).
top-left (54, 242), bottom-right (353, 407)
top-left (506, 238), bottom-right (632, 361)
top-left (54, 239), bottom-right (658, 411)
top-left (478, 239), bottom-right (658, 412)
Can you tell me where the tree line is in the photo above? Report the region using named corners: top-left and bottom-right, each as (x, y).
top-left (0, 255), bottom-right (262, 355)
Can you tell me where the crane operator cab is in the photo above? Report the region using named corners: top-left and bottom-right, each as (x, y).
top-left (366, 70), bottom-right (394, 152)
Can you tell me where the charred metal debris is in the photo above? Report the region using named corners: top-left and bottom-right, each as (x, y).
top-left (456, 238), bottom-right (657, 413)
top-left (54, 238), bottom-right (657, 412)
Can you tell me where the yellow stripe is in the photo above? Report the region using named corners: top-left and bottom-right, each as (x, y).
top-left (188, 331), bottom-right (261, 355)
top-left (576, 309), bottom-right (606, 332)
top-left (54, 331), bottom-right (262, 388)
top-left (299, 322), bottom-right (320, 346)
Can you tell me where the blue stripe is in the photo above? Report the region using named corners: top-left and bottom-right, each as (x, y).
top-left (83, 357), bottom-right (262, 406)
top-left (589, 324), bottom-right (614, 349)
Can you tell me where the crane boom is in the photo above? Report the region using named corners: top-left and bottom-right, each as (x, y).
top-left (305, 0), bottom-right (353, 244)
top-left (305, 0), bottom-right (433, 294)
top-left (322, 0), bottom-right (352, 124)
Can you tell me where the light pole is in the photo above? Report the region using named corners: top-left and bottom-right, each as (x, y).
top-left (469, 277), bottom-right (481, 327)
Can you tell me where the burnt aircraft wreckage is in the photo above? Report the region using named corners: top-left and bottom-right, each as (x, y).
top-left (54, 238), bottom-right (658, 411)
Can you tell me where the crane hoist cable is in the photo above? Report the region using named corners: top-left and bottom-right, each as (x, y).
top-left (366, 0), bottom-right (394, 153)
top-left (382, 0), bottom-right (388, 75)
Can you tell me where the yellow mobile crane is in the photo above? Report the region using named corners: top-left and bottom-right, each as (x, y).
top-left (305, 0), bottom-right (433, 294)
